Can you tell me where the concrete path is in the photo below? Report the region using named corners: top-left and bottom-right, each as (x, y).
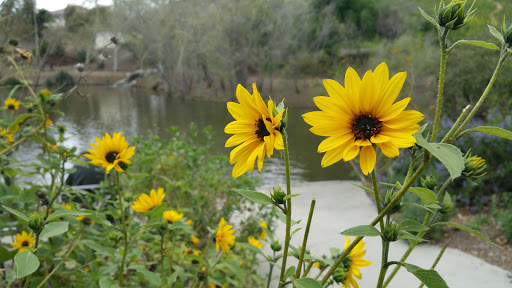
top-left (257, 181), bottom-right (511, 288)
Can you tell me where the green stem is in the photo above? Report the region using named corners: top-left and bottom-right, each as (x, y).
top-left (46, 159), bottom-right (67, 219)
top-left (418, 244), bottom-right (448, 288)
top-left (279, 129), bottom-right (292, 287)
top-left (295, 199), bottom-right (316, 279)
top-left (161, 232), bottom-right (166, 288)
top-left (440, 104), bottom-right (471, 143)
top-left (302, 261), bottom-right (314, 278)
top-left (454, 47), bottom-right (511, 137)
top-left (266, 252), bottom-right (275, 288)
top-left (376, 241), bottom-right (390, 288)
top-left (403, 150), bottom-right (416, 184)
top-left (431, 27), bottom-right (449, 142)
top-left (116, 171), bottom-right (129, 287)
top-left (371, 170), bottom-right (385, 233)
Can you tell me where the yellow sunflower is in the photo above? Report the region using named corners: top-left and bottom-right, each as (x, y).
top-left (3, 98), bottom-right (20, 113)
top-left (248, 236), bottom-right (263, 248)
top-left (259, 221), bottom-right (268, 240)
top-left (62, 202), bottom-right (72, 210)
top-left (338, 237), bottom-right (372, 288)
top-left (191, 235), bottom-right (199, 247)
top-left (0, 128), bottom-right (14, 144)
top-left (162, 209), bottom-right (184, 223)
top-left (11, 231), bottom-right (35, 252)
top-left (187, 219), bottom-right (194, 226)
top-left (225, 83), bottom-right (285, 178)
top-left (303, 62), bottom-right (423, 175)
top-left (131, 187), bottom-right (165, 212)
top-left (215, 217), bottom-right (235, 254)
top-left (84, 132), bottom-right (136, 174)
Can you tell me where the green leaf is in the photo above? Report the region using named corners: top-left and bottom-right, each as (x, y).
top-left (283, 194), bottom-right (300, 201)
top-left (0, 246), bottom-right (17, 262)
top-left (238, 243), bottom-right (265, 257)
top-left (488, 24), bottom-right (504, 43)
top-left (455, 40), bottom-right (500, 50)
top-left (1, 205), bottom-right (29, 222)
top-left (293, 278), bottom-right (323, 288)
top-left (402, 203), bottom-right (434, 213)
top-left (15, 251), bottom-right (40, 278)
top-left (414, 133), bottom-right (464, 179)
top-left (284, 266), bottom-right (296, 280)
top-left (99, 277), bottom-right (120, 288)
top-left (462, 126), bottom-right (512, 141)
top-left (398, 219), bottom-right (430, 232)
top-left (432, 222), bottom-right (501, 248)
top-left (291, 227), bottom-right (302, 237)
top-left (408, 187), bottom-right (438, 205)
top-left (404, 263), bottom-right (448, 288)
top-left (231, 189), bottom-right (274, 205)
top-left (425, 203), bottom-right (442, 209)
top-left (275, 211), bottom-right (301, 226)
top-left (340, 225), bottom-right (381, 237)
top-left (398, 231), bottom-right (426, 243)
top-left (132, 265), bottom-right (161, 286)
top-left (352, 183), bottom-right (376, 197)
top-left (418, 6), bottom-right (439, 28)
top-left (39, 222), bottom-right (69, 239)
top-left (9, 114), bottom-right (32, 134)
top-left (46, 210), bottom-right (90, 222)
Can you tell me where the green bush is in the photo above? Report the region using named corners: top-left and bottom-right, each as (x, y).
top-left (3, 77), bottom-right (22, 89)
top-left (46, 70), bottom-right (75, 88)
top-left (76, 49), bottom-right (87, 62)
top-left (53, 44), bottom-right (66, 57)
top-left (491, 194), bottom-right (512, 240)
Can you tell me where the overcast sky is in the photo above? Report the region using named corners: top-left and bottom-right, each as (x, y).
top-left (37, 0), bottom-right (112, 11)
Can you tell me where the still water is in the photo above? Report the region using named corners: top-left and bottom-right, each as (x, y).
top-left (18, 87), bottom-right (355, 185)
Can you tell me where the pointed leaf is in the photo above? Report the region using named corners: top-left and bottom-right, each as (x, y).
top-left (462, 126), bottom-right (512, 141)
top-left (284, 266), bottom-right (296, 280)
top-left (283, 194), bottom-right (300, 201)
top-left (398, 219), bottom-right (430, 232)
top-left (488, 24), bottom-right (505, 43)
top-left (432, 222), bottom-right (500, 248)
top-left (352, 183), bottom-right (376, 197)
top-left (455, 40), bottom-right (500, 50)
top-left (39, 222), bottom-right (69, 239)
top-left (15, 251), bottom-right (40, 278)
top-left (398, 231), bottom-right (426, 243)
top-left (293, 278), bottom-right (323, 288)
top-left (340, 225), bottom-right (381, 237)
top-left (46, 210), bottom-right (90, 222)
top-left (414, 133), bottom-right (464, 179)
top-left (418, 6), bottom-right (439, 28)
top-left (404, 263), bottom-right (449, 288)
top-left (408, 187), bottom-right (438, 205)
top-left (231, 189), bottom-right (274, 205)
top-left (238, 243), bottom-right (266, 257)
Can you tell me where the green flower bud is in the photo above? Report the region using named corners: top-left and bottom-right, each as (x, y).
top-left (271, 240), bottom-right (282, 252)
top-left (57, 125), bottom-right (66, 135)
top-left (29, 213), bottom-right (45, 234)
top-left (333, 267), bottom-right (348, 284)
top-left (271, 184), bottom-right (286, 205)
top-left (384, 189), bottom-right (402, 215)
top-left (440, 193), bottom-right (453, 214)
top-left (382, 220), bottom-right (400, 242)
top-left (436, 0), bottom-right (475, 30)
top-left (462, 151), bottom-right (486, 179)
top-left (108, 231), bottom-right (122, 242)
top-left (159, 222), bottom-right (168, 231)
top-left (421, 175), bottom-right (437, 190)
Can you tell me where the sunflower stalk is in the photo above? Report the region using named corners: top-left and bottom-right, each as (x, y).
top-left (431, 27), bottom-right (450, 142)
top-left (295, 199), bottom-right (316, 280)
top-left (116, 171), bottom-right (129, 287)
top-left (376, 241), bottom-right (390, 288)
top-left (278, 128), bottom-right (292, 287)
top-left (418, 244), bottom-right (448, 288)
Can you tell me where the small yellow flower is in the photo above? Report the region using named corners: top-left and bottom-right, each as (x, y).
top-left (313, 262), bottom-right (321, 268)
top-left (45, 114), bottom-right (53, 126)
top-left (131, 187), bottom-right (165, 212)
top-left (259, 221), bottom-right (268, 240)
top-left (0, 128), bottom-right (14, 144)
top-left (215, 218), bottom-right (235, 254)
top-left (248, 236), bottom-right (263, 248)
top-left (83, 267), bottom-right (90, 272)
top-left (76, 215), bottom-right (94, 225)
top-left (62, 202), bottom-right (72, 210)
top-left (84, 132), bottom-right (136, 174)
top-left (340, 237), bottom-right (372, 288)
top-left (3, 98), bottom-right (20, 113)
top-left (191, 235), bottom-right (199, 247)
top-left (162, 209), bottom-right (184, 223)
top-left (187, 219), bottom-right (194, 226)
top-left (11, 231), bottom-right (35, 252)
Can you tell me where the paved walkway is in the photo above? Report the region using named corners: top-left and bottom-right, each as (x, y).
top-left (258, 181), bottom-right (511, 288)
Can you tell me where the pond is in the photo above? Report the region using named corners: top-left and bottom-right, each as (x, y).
top-left (14, 87), bottom-right (356, 186)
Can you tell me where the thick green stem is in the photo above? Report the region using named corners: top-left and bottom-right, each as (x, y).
top-left (279, 129), bottom-right (292, 287)
top-left (441, 105), bottom-right (471, 143)
top-left (376, 241), bottom-right (390, 288)
top-left (454, 48), bottom-right (511, 137)
top-left (431, 28), bottom-right (449, 142)
top-left (371, 170), bottom-right (384, 233)
top-left (161, 232), bottom-right (166, 288)
top-left (295, 199), bottom-right (316, 279)
top-left (116, 172), bottom-right (129, 287)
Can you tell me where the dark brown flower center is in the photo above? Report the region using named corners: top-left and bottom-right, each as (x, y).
top-left (105, 152), bottom-right (119, 163)
top-left (352, 114), bottom-right (382, 140)
top-left (8, 104), bottom-right (15, 110)
top-left (256, 118), bottom-right (271, 140)
top-left (22, 241), bottom-right (29, 247)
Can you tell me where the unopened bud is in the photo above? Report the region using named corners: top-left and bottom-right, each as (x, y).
top-left (28, 213), bottom-right (45, 234)
top-left (271, 184), bottom-right (286, 205)
top-left (271, 240), bottom-right (282, 252)
top-left (421, 175), bottom-right (437, 190)
top-left (382, 221), bottom-right (400, 242)
top-left (440, 193), bottom-right (453, 214)
top-left (437, 0), bottom-right (475, 30)
top-left (384, 189), bottom-right (402, 215)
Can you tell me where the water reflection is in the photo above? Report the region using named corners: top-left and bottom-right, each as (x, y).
top-left (16, 87), bottom-right (356, 185)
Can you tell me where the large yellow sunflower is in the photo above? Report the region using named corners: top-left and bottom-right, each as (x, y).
top-left (3, 98), bottom-right (20, 113)
top-left (131, 187), bottom-right (165, 212)
top-left (11, 231), bottom-right (35, 252)
top-left (225, 83), bottom-right (285, 178)
top-left (303, 63), bottom-right (423, 175)
top-left (215, 217), bottom-right (235, 254)
top-left (339, 237), bottom-right (372, 288)
top-left (162, 209), bottom-right (184, 223)
top-left (84, 132), bottom-right (135, 174)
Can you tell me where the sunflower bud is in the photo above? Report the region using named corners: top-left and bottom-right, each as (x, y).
top-left (382, 220), bottom-right (400, 242)
top-left (36, 190), bottom-right (47, 199)
top-left (108, 231), bottom-right (122, 243)
top-left (271, 240), bottom-right (282, 252)
top-left (436, 0), bottom-right (475, 30)
top-left (384, 189), bottom-right (402, 215)
top-left (462, 151), bottom-right (486, 179)
top-left (333, 267), bottom-right (349, 284)
top-left (421, 175), bottom-right (438, 190)
top-left (440, 193), bottom-right (453, 214)
top-left (271, 184), bottom-right (286, 204)
top-left (29, 213), bottom-right (45, 234)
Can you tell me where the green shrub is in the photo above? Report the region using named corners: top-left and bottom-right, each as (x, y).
top-left (491, 194), bottom-right (512, 240)
top-left (53, 44), bottom-right (66, 57)
top-left (46, 70), bottom-right (75, 88)
top-left (76, 49), bottom-right (87, 62)
top-left (4, 77), bottom-right (22, 89)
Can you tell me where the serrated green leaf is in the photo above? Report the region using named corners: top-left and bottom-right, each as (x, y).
top-left (15, 251), bottom-right (40, 278)
top-left (39, 222), bottom-right (69, 239)
top-left (418, 6), bottom-right (439, 28)
top-left (462, 126), bottom-right (512, 141)
top-left (404, 263), bottom-right (448, 288)
top-left (455, 40), bottom-right (500, 50)
top-left (414, 133), bottom-right (464, 179)
top-left (45, 210), bottom-right (90, 222)
top-left (340, 225), bottom-right (381, 237)
top-left (231, 189), bottom-right (274, 205)
top-left (488, 24), bottom-right (505, 43)
top-left (291, 227), bottom-right (302, 237)
top-left (398, 219), bottom-right (430, 232)
top-left (293, 278), bottom-right (323, 288)
top-left (1, 205), bottom-right (29, 222)
top-left (432, 222), bottom-right (500, 248)
top-left (408, 187), bottom-right (438, 205)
